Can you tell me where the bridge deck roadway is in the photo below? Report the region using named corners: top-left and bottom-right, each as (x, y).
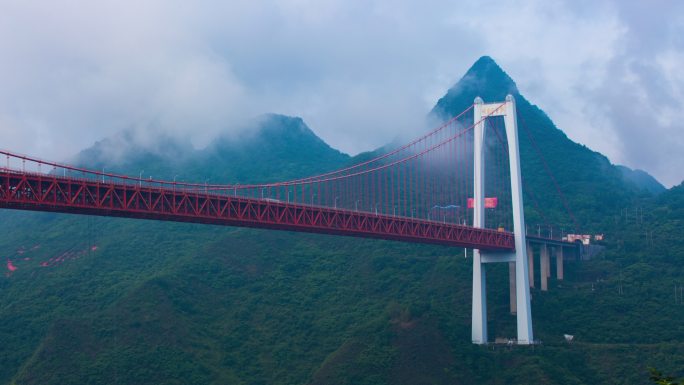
top-left (1, 169), bottom-right (516, 251)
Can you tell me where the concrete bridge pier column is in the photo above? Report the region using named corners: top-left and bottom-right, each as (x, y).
top-left (527, 241), bottom-right (534, 288)
top-left (556, 246), bottom-right (564, 280)
top-left (540, 244), bottom-right (549, 291)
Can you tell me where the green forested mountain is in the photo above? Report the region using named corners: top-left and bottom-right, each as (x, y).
top-left (1, 57), bottom-right (682, 385)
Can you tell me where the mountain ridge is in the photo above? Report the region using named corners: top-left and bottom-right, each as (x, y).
top-left (72, 55), bottom-right (663, 204)
top-left (616, 164), bottom-right (666, 194)
top-left (71, 113), bottom-right (350, 185)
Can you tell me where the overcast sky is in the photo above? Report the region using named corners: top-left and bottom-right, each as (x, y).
top-left (1, 0), bottom-right (683, 186)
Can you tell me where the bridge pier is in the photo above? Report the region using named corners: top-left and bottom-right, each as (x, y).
top-left (540, 244), bottom-right (549, 291)
top-left (556, 246), bottom-right (564, 280)
top-left (547, 248), bottom-right (552, 279)
top-left (527, 241), bottom-right (534, 288)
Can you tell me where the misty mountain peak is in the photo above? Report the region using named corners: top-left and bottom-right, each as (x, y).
top-left (431, 56), bottom-right (519, 120)
top-left (211, 113), bottom-right (323, 151)
top-left (256, 113), bottom-right (314, 138)
top-left (466, 56), bottom-right (517, 91)
top-left (200, 113), bottom-right (348, 181)
top-left (72, 128), bottom-right (191, 168)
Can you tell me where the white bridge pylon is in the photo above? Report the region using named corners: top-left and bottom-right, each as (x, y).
top-left (471, 95), bottom-right (533, 345)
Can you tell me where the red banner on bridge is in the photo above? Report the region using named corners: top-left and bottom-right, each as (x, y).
top-left (467, 197), bottom-right (498, 209)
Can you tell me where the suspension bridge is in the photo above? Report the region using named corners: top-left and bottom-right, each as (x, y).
top-left (0, 95), bottom-right (581, 345)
